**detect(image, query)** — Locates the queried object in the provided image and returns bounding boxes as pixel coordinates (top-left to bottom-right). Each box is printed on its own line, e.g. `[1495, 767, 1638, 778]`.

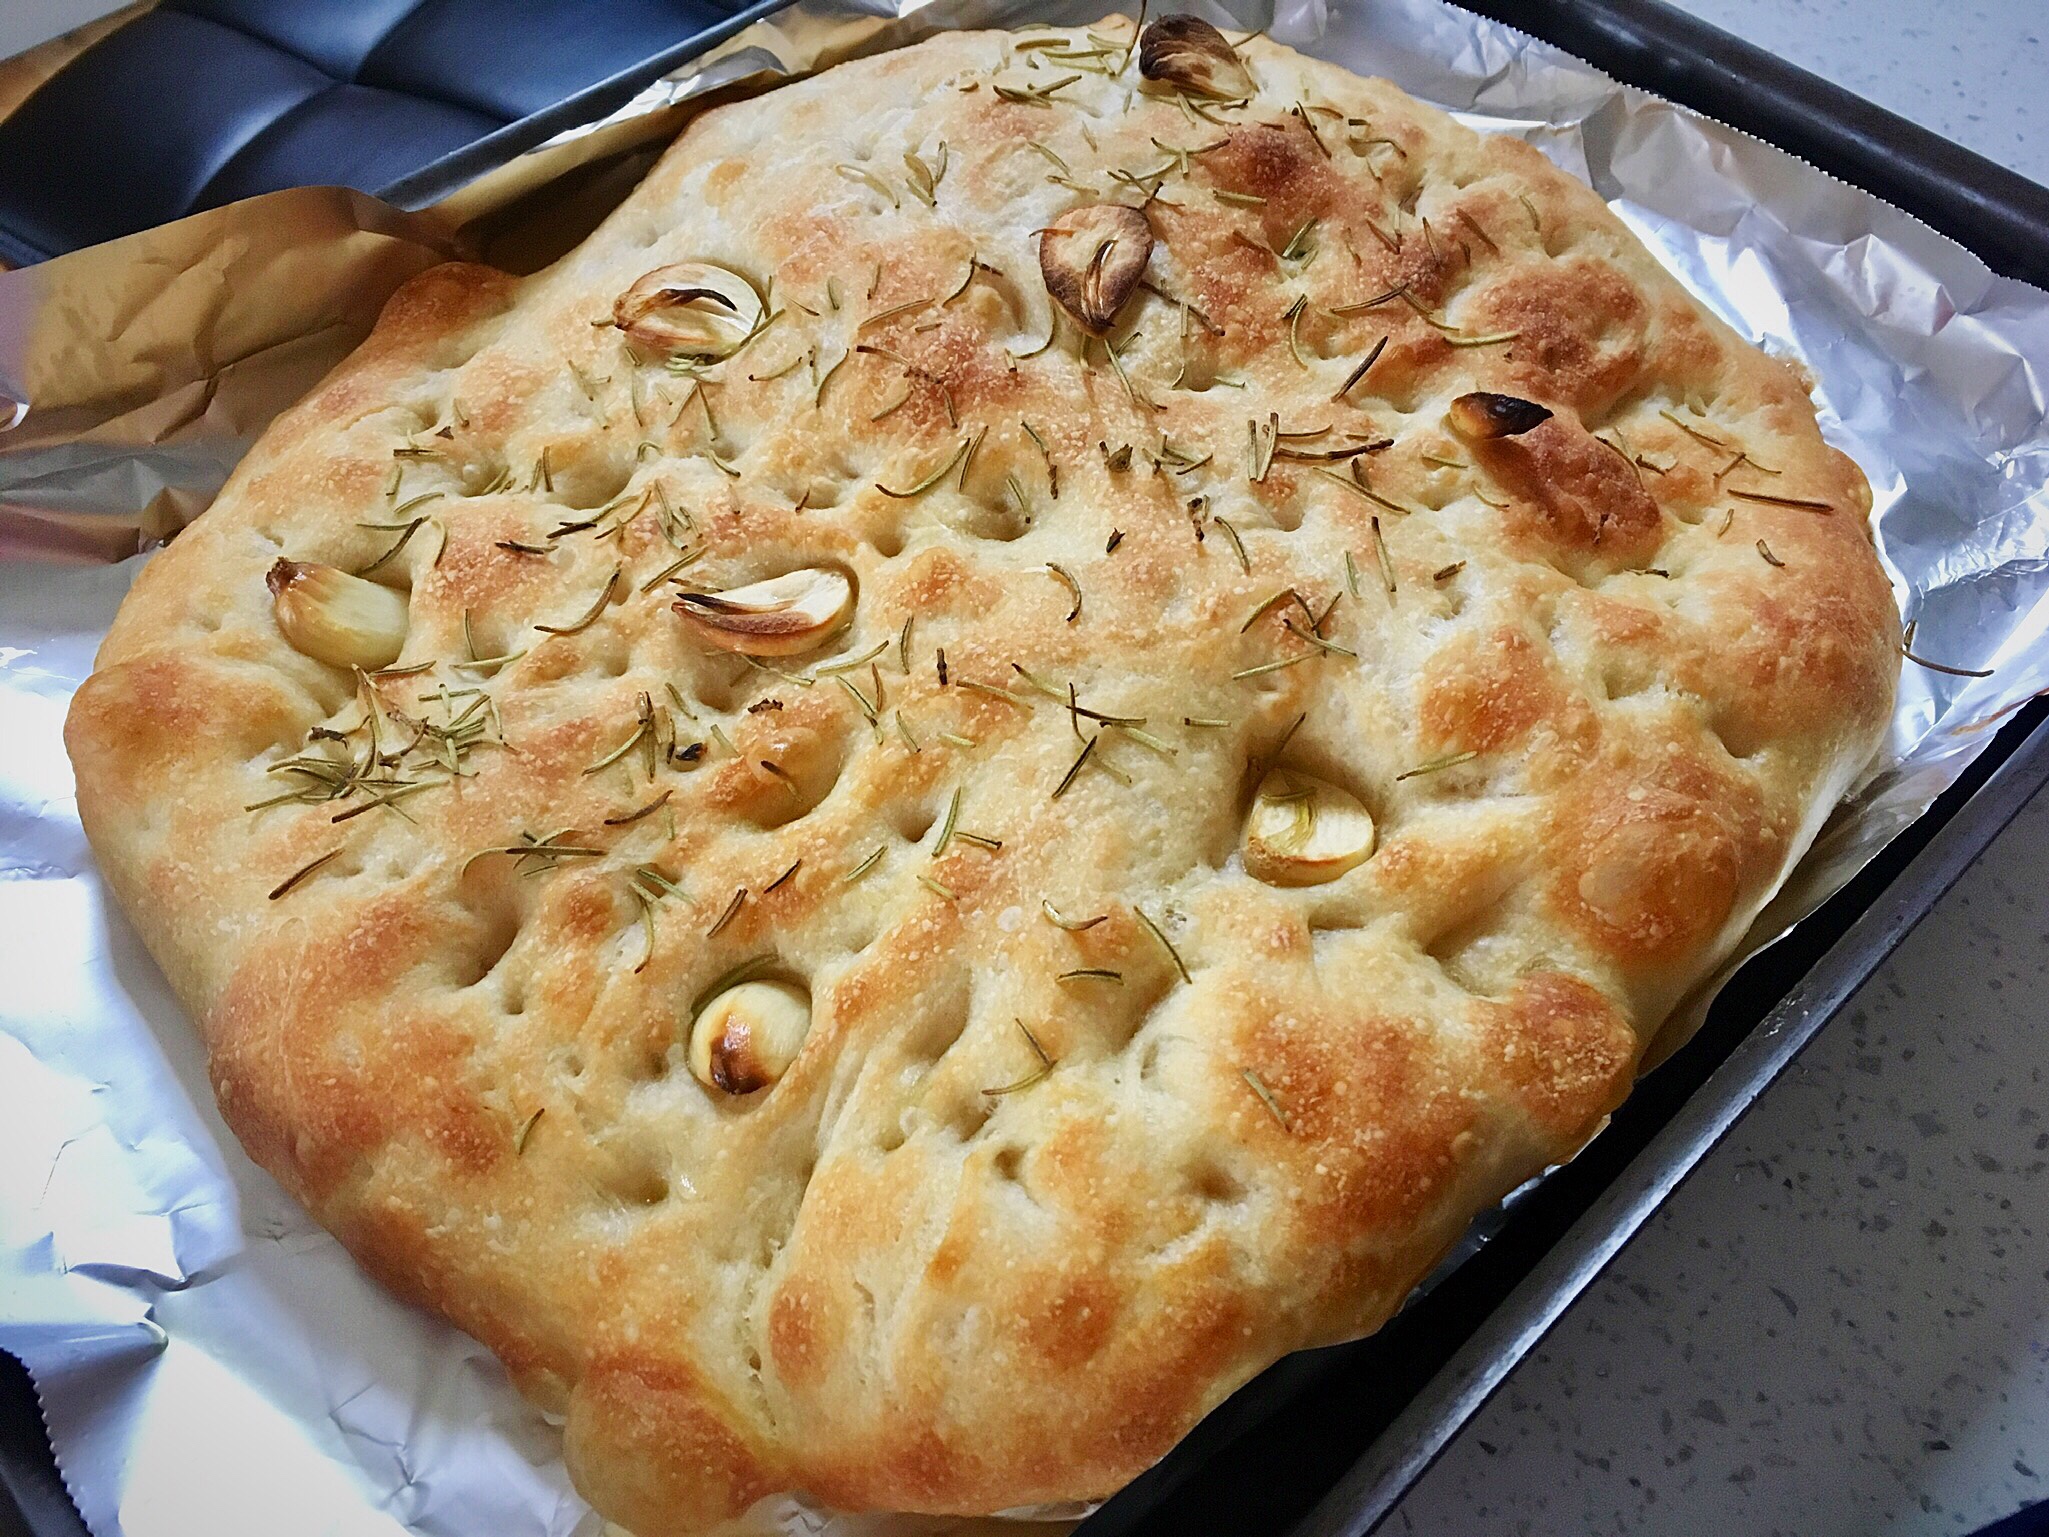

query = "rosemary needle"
[1134, 905, 1192, 983]
[268, 848, 342, 900]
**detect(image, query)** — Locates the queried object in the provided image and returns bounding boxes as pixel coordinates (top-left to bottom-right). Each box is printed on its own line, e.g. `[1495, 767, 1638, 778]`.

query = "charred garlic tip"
[1243, 768, 1376, 887]
[673, 566, 854, 657]
[1447, 391, 1553, 440]
[1138, 15, 1254, 100]
[613, 261, 764, 359]
[266, 558, 408, 670]
[689, 979, 810, 1095]
[1039, 205, 1154, 337]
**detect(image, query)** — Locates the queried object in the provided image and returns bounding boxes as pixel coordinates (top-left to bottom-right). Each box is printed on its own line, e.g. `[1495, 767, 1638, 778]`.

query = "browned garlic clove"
[673, 567, 854, 657]
[1242, 768, 1376, 887]
[1039, 205, 1154, 337]
[1447, 392, 1553, 440]
[689, 979, 810, 1095]
[266, 558, 408, 670]
[613, 261, 764, 359]
[1138, 15, 1255, 100]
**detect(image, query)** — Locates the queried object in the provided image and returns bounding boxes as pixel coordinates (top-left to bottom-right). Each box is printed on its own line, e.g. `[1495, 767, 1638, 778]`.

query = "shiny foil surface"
[3, 2, 2046, 1533]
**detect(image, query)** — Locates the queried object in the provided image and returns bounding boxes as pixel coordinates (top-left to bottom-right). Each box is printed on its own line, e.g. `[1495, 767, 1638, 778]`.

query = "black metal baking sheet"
[7, 0, 2049, 1532]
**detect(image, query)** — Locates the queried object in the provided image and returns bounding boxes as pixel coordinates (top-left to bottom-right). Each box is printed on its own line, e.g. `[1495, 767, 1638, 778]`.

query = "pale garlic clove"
[689, 979, 810, 1095]
[674, 566, 853, 657]
[1242, 768, 1376, 887]
[1447, 391, 1553, 440]
[266, 558, 408, 670]
[1039, 205, 1154, 337]
[613, 261, 764, 359]
[1138, 15, 1254, 100]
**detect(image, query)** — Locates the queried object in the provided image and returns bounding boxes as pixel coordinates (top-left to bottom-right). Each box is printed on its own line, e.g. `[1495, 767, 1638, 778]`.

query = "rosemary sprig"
[356, 517, 428, 575]
[959, 677, 1030, 709]
[1729, 488, 1833, 512]
[1022, 419, 1059, 498]
[835, 162, 898, 207]
[1658, 407, 1729, 448]
[605, 789, 673, 826]
[1397, 749, 1479, 781]
[1134, 905, 1191, 983]
[878, 435, 972, 499]
[983, 1018, 1055, 1096]
[1241, 1067, 1291, 1130]
[268, 848, 342, 900]
[934, 785, 963, 857]
[537, 567, 621, 635]
[1232, 653, 1314, 680]
[1332, 335, 1388, 401]
[1053, 735, 1098, 798]
[1042, 899, 1108, 931]
[707, 887, 746, 938]
[1214, 517, 1251, 574]
[1045, 563, 1083, 621]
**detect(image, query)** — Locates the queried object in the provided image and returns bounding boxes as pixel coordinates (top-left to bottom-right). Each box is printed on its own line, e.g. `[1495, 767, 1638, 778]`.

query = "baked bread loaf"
[66, 16, 1899, 1532]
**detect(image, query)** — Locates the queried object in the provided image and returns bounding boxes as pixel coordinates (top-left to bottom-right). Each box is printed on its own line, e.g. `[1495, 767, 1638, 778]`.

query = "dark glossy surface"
[0, 0, 764, 263]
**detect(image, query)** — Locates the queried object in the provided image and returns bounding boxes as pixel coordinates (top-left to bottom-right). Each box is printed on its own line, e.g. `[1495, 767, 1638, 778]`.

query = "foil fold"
[4, 0, 2048, 1532]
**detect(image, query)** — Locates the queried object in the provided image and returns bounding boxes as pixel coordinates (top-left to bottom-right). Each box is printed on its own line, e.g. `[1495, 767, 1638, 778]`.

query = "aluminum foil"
[4, 0, 2047, 1532]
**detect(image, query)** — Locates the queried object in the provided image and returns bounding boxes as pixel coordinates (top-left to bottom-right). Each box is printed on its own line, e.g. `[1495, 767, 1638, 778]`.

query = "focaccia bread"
[65, 17, 1899, 1532]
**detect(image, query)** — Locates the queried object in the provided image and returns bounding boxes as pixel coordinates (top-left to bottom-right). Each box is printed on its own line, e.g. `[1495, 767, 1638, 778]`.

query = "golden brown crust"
[65, 19, 1897, 1531]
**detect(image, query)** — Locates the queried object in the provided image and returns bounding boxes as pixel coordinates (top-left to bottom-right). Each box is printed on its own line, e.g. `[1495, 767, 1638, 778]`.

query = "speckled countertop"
[1382, 9, 2049, 1531]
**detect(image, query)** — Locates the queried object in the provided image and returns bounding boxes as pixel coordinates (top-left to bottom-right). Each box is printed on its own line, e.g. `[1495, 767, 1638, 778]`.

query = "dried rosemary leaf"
[268, 848, 342, 900]
[1214, 517, 1251, 574]
[1241, 1067, 1291, 1130]
[536, 567, 621, 635]
[933, 785, 963, 857]
[1332, 335, 1388, 401]
[1370, 515, 1396, 595]
[605, 789, 673, 826]
[706, 887, 747, 938]
[1730, 488, 1833, 512]
[1042, 899, 1108, 931]
[879, 434, 973, 499]
[1134, 905, 1192, 983]
[1045, 563, 1083, 622]
[1396, 748, 1478, 781]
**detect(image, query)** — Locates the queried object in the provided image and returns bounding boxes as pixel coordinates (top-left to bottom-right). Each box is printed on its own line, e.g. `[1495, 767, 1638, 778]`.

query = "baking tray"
[5, 0, 2049, 1533]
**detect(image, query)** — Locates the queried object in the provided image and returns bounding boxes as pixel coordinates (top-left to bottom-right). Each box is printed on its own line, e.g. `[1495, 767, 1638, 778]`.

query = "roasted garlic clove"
[613, 261, 764, 359]
[673, 567, 854, 657]
[1039, 205, 1154, 337]
[1138, 15, 1254, 100]
[689, 979, 810, 1095]
[266, 558, 408, 670]
[1447, 392, 1553, 440]
[1242, 768, 1376, 887]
